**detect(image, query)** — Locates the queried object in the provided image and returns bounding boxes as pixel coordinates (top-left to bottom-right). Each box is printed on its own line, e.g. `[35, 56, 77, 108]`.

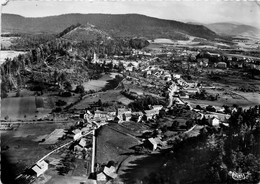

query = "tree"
[75, 84, 84, 94]
[56, 100, 67, 106]
[1, 88, 8, 98]
[15, 89, 21, 97]
[63, 81, 72, 91]
[186, 120, 194, 129]
[118, 62, 125, 72]
[171, 120, 179, 130]
[4, 115, 10, 122]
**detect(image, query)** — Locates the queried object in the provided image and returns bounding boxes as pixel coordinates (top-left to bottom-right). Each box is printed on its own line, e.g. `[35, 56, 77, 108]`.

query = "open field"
[194, 71, 260, 108]
[82, 80, 107, 91]
[1, 93, 81, 120]
[35, 175, 96, 184]
[0, 50, 26, 65]
[185, 97, 256, 109]
[1, 122, 74, 178]
[96, 125, 140, 166]
[1, 96, 37, 120]
[0, 37, 20, 49]
[73, 90, 133, 109]
[81, 73, 112, 91]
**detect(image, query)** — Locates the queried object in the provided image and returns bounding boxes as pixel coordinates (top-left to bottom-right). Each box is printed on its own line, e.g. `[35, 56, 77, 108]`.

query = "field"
[1, 122, 74, 179]
[82, 80, 107, 91]
[81, 73, 113, 91]
[1, 96, 37, 120]
[194, 71, 260, 108]
[0, 50, 26, 65]
[1, 93, 81, 120]
[73, 90, 133, 109]
[0, 37, 21, 49]
[96, 125, 141, 166]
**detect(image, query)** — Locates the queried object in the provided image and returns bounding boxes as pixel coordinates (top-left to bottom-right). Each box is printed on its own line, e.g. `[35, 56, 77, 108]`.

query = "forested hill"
[2, 13, 218, 40]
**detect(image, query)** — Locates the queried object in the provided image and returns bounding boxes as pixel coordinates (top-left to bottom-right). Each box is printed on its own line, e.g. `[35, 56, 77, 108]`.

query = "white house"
[146, 137, 166, 151]
[79, 138, 87, 147]
[152, 105, 163, 111]
[73, 131, 82, 140]
[210, 116, 221, 127]
[97, 172, 107, 181]
[103, 166, 118, 179]
[31, 160, 48, 177]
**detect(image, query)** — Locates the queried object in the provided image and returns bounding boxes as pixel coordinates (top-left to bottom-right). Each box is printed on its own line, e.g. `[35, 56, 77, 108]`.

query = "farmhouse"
[97, 172, 107, 181]
[152, 105, 163, 111]
[144, 137, 165, 151]
[145, 108, 161, 120]
[209, 116, 221, 127]
[31, 160, 48, 177]
[103, 166, 118, 179]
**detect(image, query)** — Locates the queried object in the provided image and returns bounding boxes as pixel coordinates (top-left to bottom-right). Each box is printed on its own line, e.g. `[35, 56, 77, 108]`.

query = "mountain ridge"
[2, 13, 218, 40]
[205, 22, 260, 39]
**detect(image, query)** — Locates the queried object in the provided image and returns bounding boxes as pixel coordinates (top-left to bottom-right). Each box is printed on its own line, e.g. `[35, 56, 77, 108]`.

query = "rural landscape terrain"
[1, 11, 260, 184]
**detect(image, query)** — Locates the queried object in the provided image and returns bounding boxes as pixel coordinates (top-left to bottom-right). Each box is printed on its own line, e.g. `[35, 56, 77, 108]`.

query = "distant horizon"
[1, 1, 260, 29]
[2, 12, 260, 30]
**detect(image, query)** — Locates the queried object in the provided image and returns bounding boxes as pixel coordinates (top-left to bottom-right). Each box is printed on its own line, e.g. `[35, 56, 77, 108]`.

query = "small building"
[74, 145, 84, 152]
[103, 166, 118, 179]
[172, 74, 181, 79]
[145, 109, 160, 120]
[31, 160, 48, 177]
[209, 116, 221, 127]
[97, 172, 107, 181]
[73, 131, 82, 140]
[122, 112, 132, 122]
[152, 105, 163, 111]
[144, 137, 165, 151]
[79, 138, 87, 147]
[215, 62, 227, 69]
[94, 110, 109, 119]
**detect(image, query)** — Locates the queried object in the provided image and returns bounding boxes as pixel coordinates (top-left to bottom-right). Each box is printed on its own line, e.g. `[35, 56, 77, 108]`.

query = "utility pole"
[91, 129, 96, 173]
[89, 128, 97, 180]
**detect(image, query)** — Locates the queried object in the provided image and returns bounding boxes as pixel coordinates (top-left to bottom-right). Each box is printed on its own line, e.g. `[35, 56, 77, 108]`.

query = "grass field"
[96, 125, 140, 166]
[1, 122, 74, 178]
[73, 90, 133, 109]
[81, 74, 112, 91]
[1, 96, 37, 120]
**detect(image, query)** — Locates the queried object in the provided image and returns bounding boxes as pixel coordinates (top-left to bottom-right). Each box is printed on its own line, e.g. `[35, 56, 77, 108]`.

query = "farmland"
[1, 96, 37, 120]
[73, 90, 133, 110]
[1, 122, 74, 177]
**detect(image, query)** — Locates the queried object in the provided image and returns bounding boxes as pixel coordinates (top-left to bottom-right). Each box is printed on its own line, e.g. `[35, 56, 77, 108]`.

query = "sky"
[1, 0, 260, 28]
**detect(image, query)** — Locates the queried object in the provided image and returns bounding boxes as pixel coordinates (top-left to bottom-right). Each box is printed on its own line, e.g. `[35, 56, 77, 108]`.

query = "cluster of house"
[196, 112, 230, 127]
[170, 76, 200, 98]
[194, 51, 260, 70]
[165, 74, 231, 128]
[81, 105, 164, 125]
[73, 137, 92, 159]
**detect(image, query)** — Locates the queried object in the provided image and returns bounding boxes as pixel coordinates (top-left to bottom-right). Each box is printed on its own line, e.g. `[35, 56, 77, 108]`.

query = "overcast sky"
[2, 0, 260, 28]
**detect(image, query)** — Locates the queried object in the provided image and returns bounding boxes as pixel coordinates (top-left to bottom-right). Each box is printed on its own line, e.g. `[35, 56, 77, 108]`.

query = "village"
[3, 43, 259, 184]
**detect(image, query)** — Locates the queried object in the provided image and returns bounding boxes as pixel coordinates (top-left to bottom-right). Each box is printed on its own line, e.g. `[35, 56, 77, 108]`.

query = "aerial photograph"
[0, 1, 260, 184]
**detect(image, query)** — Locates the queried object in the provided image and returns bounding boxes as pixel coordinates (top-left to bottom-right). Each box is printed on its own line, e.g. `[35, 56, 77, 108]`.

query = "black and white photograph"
[1, 0, 260, 183]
